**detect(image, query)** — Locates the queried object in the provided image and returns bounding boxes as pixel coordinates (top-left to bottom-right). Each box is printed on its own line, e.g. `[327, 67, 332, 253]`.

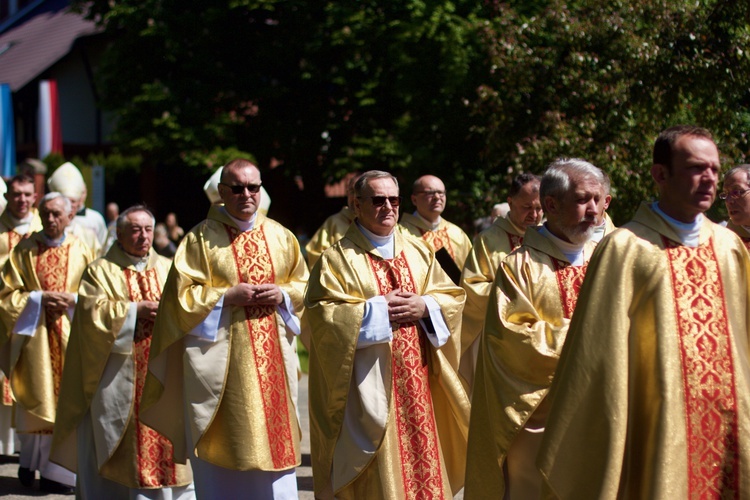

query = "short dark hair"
[353, 170, 399, 197]
[509, 172, 540, 198]
[7, 173, 35, 190]
[653, 125, 714, 171]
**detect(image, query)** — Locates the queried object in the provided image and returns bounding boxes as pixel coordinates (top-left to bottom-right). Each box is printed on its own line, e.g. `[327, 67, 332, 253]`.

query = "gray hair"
[353, 170, 399, 197]
[724, 164, 750, 185]
[117, 205, 156, 231]
[40, 192, 72, 214]
[541, 158, 605, 201]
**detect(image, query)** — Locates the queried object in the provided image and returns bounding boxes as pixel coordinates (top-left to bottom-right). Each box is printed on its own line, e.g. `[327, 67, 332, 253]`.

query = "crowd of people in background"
[0, 124, 747, 499]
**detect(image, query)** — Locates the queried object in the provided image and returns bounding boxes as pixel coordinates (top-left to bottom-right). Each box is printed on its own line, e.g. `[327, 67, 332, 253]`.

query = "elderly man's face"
[354, 177, 400, 237]
[118, 211, 154, 257]
[5, 181, 36, 219]
[546, 173, 601, 244]
[218, 164, 262, 221]
[508, 181, 543, 230]
[723, 171, 750, 227]
[411, 176, 446, 222]
[40, 197, 72, 240]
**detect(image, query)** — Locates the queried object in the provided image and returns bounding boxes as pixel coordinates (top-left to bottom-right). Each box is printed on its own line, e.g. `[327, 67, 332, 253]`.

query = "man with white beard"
[464, 158, 605, 499]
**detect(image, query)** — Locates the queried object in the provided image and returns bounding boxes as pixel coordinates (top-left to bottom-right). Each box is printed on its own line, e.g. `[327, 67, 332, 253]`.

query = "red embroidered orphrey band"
[550, 258, 588, 319]
[125, 267, 177, 487]
[369, 252, 445, 499]
[420, 226, 455, 260]
[664, 237, 739, 498]
[227, 225, 296, 469]
[506, 233, 523, 253]
[36, 243, 69, 399]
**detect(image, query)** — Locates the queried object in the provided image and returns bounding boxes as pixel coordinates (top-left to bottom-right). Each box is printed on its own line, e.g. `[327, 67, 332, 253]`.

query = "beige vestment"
[399, 212, 472, 269]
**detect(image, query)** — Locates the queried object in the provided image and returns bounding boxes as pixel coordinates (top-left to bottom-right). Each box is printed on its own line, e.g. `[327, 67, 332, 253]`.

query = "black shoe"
[39, 476, 74, 494]
[17, 466, 34, 487]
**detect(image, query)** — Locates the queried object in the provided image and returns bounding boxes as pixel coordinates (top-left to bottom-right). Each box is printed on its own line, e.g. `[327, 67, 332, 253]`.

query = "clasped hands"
[224, 283, 284, 307]
[42, 291, 75, 313]
[385, 288, 427, 324]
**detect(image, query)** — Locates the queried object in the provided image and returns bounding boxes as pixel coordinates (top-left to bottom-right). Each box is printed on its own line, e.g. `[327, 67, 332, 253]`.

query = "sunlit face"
[411, 176, 446, 221]
[218, 164, 262, 221]
[653, 135, 719, 223]
[40, 197, 72, 240]
[723, 170, 750, 227]
[546, 173, 601, 244]
[354, 177, 400, 237]
[5, 180, 36, 219]
[118, 211, 154, 257]
[595, 189, 612, 226]
[507, 180, 542, 229]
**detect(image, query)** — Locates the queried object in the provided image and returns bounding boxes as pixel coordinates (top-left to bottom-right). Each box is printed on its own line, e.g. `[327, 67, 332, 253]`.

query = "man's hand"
[385, 289, 427, 323]
[42, 291, 75, 312]
[225, 283, 283, 307]
[136, 301, 159, 320]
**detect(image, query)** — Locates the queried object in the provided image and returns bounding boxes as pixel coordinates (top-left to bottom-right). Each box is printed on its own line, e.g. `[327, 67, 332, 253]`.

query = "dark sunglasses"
[220, 182, 262, 194]
[359, 196, 401, 207]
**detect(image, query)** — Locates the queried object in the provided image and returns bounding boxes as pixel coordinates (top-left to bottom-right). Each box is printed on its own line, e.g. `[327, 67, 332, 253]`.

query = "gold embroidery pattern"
[550, 258, 588, 319]
[369, 252, 444, 499]
[125, 268, 177, 487]
[506, 233, 523, 252]
[7, 230, 21, 251]
[664, 238, 739, 499]
[1, 377, 11, 406]
[36, 243, 69, 399]
[226, 225, 296, 469]
[420, 227, 455, 260]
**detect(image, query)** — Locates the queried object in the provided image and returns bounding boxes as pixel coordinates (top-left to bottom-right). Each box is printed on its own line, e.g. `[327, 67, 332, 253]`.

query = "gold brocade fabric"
[0, 232, 94, 431]
[399, 213, 473, 269]
[50, 245, 191, 488]
[141, 207, 307, 471]
[727, 220, 750, 251]
[538, 203, 750, 499]
[305, 224, 469, 499]
[464, 228, 594, 498]
[305, 206, 355, 269]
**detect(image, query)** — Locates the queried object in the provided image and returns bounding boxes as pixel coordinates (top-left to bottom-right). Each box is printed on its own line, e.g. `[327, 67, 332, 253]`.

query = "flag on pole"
[0, 84, 15, 177]
[38, 79, 63, 159]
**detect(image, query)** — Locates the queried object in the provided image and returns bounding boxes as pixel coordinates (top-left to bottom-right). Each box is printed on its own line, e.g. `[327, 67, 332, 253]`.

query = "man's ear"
[651, 163, 669, 185]
[542, 195, 558, 216]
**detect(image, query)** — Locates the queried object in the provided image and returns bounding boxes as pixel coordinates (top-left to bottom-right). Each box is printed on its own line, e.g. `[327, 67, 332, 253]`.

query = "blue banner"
[0, 84, 15, 177]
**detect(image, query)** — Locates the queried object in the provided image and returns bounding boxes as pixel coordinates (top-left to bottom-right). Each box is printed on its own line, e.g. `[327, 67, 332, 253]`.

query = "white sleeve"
[14, 290, 43, 336]
[419, 295, 450, 348]
[111, 303, 137, 355]
[276, 290, 301, 336]
[358, 296, 393, 348]
[187, 295, 225, 342]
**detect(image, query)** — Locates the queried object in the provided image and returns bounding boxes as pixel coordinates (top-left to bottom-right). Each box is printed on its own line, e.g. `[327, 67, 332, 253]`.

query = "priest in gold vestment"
[0, 174, 41, 457]
[458, 172, 542, 391]
[721, 163, 750, 250]
[399, 174, 472, 280]
[0, 192, 96, 493]
[305, 170, 470, 499]
[50, 206, 194, 498]
[464, 159, 605, 499]
[142, 159, 307, 499]
[539, 126, 750, 498]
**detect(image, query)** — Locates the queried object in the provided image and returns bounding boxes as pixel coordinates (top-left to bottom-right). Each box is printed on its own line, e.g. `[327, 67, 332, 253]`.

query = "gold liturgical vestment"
[0, 232, 95, 432]
[464, 227, 595, 498]
[305, 224, 470, 499]
[141, 207, 307, 472]
[305, 206, 355, 268]
[539, 203, 750, 499]
[399, 212, 472, 269]
[727, 220, 750, 251]
[458, 215, 526, 390]
[50, 244, 192, 489]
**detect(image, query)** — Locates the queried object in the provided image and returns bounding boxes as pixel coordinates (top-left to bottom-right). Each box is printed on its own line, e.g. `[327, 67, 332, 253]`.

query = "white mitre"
[48, 161, 85, 199]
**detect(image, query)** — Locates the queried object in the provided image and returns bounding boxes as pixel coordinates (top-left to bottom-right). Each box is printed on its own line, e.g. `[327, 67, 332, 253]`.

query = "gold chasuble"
[50, 244, 192, 489]
[0, 209, 42, 413]
[305, 224, 469, 499]
[727, 220, 750, 251]
[141, 207, 307, 472]
[464, 227, 595, 498]
[399, 212, 473, 269]
[0, 232, 94, 432]
[538, 203, 750, 499]
[458, 215, 526, 390]
[305, 206, 355, 268]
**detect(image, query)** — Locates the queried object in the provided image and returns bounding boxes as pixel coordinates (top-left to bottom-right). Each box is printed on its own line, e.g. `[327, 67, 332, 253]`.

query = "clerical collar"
[42, 232, 66, 247]
[120, 244, 150, 271]
[540, 224, 586, 266]
[7, 212, 33, 235]
[356, 222, 395, 260]
[413, 211, 441, 231]
[590, 219, 607, 243]
[220, 207, 256, 232]
[651, 202, 702, 247]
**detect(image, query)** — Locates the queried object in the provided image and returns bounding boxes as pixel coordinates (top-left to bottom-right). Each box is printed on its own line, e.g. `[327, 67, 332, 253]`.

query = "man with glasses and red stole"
[721, 164, 750, 249]
[305, 170, 469, 499]
[141, 159, 308, 499]
[399, 175, 472, 283]
[538, 126, 750, 498]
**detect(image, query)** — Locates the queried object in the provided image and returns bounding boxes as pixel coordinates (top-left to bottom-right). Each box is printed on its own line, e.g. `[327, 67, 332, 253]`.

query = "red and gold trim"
[664, 237, 739, 498]
[369, 252, 445, 499]
[36, 243, 69, 399]
[506, 233, 523, 252]
[419, 227, 455, 260]
[550, 258, 587, 319]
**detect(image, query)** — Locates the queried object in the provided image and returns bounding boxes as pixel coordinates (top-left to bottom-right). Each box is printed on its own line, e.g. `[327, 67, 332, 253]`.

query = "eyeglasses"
[415, 190, 446, 198]
[359, 196, 401, 207]
[719, 188, 750, 200]
[220, 182, 262, 195]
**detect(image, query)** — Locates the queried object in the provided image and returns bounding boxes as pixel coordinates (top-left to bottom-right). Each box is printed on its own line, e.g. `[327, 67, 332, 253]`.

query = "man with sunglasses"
[141, 158, 308, 499]
[538, 126, 750, 498]
[305, 170, 469, 499]
[721, 164, 750, 249]
[399, 175, 472, 283]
